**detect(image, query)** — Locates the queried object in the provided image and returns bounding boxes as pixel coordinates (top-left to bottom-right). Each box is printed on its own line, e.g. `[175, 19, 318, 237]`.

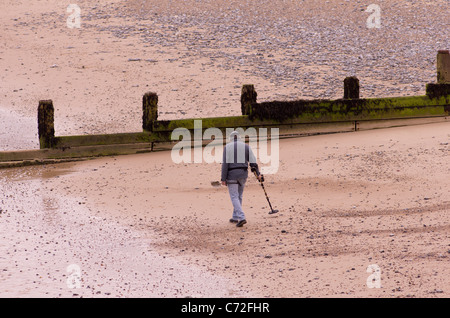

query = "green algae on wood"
[426, 83, 450, 100]
[54, 132, 155, 148]
[248, 95, 450, 122]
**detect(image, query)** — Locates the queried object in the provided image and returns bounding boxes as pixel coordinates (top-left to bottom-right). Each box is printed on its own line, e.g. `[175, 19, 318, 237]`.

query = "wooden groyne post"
[343, 76, 360, 99]
[437, 50, 450, 84]
[38, 100, 55, 149]
[142, 92, 158, 132]
[426, 50, 450, 99]
[241, 84, 257, 115]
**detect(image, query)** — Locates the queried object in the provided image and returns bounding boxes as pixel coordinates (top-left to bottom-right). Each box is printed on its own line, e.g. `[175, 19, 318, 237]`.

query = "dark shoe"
[236, 219, 247, 227]
[229, 218, 238, 223]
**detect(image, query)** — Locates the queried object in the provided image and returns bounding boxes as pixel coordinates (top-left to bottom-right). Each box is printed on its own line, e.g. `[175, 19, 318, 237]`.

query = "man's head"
[229, 130, 240, 142]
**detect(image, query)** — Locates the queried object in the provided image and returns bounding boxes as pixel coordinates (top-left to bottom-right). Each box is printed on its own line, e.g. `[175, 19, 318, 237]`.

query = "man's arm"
[221, 146, 228, 184]
[247, 144, 261, 180]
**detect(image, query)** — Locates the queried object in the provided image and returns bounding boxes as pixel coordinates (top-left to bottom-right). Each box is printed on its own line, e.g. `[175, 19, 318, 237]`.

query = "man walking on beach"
[221, 131, 261, 227]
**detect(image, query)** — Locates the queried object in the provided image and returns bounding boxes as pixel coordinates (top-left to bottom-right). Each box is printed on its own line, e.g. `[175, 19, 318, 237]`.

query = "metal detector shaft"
[260, 182, 275, 210]
[253, 171, 279, 214]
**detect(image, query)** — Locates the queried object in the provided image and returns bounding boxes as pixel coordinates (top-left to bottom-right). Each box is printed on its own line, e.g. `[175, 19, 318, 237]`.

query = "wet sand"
[0, 108, 39, 151]
[1, 122, 449, 297]
[0, 163, 249, 298]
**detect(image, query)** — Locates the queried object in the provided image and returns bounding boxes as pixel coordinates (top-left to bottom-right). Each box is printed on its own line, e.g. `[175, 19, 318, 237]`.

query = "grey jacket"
[221, 140, 260, 182]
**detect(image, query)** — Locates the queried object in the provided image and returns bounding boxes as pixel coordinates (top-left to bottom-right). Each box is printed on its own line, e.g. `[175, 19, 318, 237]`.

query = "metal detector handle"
[253, 169, 264, 182]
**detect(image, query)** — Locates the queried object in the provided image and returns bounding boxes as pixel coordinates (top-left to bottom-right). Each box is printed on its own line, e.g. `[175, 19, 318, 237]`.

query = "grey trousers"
[227, 178, 247, 221]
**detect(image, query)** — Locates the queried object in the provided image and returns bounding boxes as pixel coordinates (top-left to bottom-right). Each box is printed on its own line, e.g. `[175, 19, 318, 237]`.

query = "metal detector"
[253, 170, 279, 215]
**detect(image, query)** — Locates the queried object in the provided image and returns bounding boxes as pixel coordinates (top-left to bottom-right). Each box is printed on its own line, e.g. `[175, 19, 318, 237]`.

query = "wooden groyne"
[1, 51, 449, 168]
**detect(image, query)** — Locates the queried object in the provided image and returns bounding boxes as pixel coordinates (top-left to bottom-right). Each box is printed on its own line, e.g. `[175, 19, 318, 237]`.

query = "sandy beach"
[1, 0, 449, 298]
[1, 122, 449, 297]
